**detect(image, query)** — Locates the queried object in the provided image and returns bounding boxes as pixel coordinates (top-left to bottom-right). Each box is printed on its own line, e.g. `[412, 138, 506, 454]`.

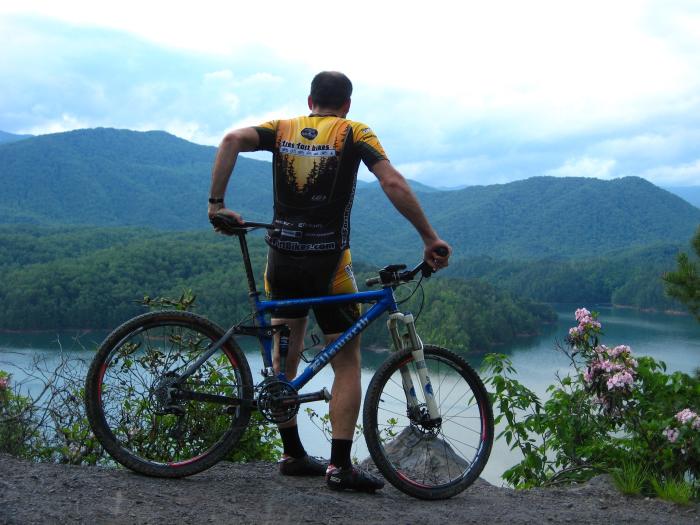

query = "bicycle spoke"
[364, 346, 493, 499]
[87, 312, 253, 476]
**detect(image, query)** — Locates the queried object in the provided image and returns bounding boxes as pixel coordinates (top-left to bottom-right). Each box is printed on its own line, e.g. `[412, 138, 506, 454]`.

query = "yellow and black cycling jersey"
[254, 115, 388, 254]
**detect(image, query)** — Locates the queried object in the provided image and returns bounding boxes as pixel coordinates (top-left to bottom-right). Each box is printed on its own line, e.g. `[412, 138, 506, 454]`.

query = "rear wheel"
[85, 311, 253, 477]
[363, 345, 493, 499]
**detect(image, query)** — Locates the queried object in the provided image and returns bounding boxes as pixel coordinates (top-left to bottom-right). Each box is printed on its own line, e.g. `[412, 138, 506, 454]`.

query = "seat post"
[236, 232, 259, 296]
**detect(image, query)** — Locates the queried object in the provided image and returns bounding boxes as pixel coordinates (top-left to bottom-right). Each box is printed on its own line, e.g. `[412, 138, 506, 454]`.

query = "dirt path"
[1, 454, 697, 524]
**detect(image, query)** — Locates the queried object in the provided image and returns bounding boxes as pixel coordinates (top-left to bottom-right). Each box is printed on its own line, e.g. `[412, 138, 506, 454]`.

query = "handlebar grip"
[434, 246, 449, 257]
[365, 276, 381, 287]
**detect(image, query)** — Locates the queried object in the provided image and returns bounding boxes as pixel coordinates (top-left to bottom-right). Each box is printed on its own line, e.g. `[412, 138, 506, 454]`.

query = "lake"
[1, 304, 698, 486]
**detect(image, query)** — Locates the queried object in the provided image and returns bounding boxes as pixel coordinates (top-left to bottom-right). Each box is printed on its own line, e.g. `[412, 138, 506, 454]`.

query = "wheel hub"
[151, 373, 185, 416]
[408, 404, 442, 436]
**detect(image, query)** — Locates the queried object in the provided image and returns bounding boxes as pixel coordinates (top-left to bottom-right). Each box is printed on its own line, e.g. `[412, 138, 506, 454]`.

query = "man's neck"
[309, 106, 346, 118]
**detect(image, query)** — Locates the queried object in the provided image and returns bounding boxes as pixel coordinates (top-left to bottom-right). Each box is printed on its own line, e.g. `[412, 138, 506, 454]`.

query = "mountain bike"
[84, 216, 493, 500]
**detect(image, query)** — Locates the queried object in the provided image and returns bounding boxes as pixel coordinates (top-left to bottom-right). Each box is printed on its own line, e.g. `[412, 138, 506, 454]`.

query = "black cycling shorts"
[263, 248, 361, 334]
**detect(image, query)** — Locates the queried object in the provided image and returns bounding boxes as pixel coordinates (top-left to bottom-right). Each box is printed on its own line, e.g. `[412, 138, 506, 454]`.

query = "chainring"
[257, 378, 299, 424]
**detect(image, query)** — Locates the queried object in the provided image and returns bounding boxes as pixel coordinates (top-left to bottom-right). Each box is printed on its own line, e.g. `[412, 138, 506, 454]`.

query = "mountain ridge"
[0, 130, 33, 145]
[1, 127, 698, 260]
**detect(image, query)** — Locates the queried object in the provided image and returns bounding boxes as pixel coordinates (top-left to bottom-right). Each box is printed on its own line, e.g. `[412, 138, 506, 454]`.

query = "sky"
[1, 0, 699, 187]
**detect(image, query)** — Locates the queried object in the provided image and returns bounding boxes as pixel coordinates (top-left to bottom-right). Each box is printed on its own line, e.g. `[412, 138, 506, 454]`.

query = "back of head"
[310, 71, 353, 109]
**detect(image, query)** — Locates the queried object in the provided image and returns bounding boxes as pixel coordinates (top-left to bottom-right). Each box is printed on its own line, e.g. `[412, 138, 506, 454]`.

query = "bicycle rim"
[363, 345, 493, 499]
[86, 311, 252, 477]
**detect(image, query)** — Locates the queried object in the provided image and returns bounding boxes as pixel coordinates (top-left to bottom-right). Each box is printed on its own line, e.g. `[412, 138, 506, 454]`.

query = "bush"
[483, 307, 700, 500]
[0, 291, 280, 466]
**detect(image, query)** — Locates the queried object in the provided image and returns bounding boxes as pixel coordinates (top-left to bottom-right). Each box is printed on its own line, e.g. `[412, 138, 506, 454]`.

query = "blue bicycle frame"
[255, 287, 399, 389]
[177, 224, 402, 393]
[175, 218, 442, 423]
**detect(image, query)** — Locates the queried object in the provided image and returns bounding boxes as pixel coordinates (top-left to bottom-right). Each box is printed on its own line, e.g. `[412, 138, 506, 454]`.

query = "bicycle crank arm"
[277, 387, 332, 406]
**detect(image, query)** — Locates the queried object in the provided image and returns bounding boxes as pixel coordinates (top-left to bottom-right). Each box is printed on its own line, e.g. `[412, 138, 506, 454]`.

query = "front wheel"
[363, 345, 493, 499]
[85, 311, 253, 477]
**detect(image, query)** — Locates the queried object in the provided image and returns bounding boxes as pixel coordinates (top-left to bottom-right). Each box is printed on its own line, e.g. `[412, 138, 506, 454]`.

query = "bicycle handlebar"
[210, 213, 273, 234]
[211, 212, 447, 288]
[365, 246, 449, 288]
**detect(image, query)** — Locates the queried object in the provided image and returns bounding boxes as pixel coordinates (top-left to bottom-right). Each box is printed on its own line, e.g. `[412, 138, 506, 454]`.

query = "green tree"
[664, 226, 700, 321]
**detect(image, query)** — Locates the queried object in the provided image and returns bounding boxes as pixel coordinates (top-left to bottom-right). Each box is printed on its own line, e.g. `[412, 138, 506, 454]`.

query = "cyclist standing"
[208, 71, 451, 493]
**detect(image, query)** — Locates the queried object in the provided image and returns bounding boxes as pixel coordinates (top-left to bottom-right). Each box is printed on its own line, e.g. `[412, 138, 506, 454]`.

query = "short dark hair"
[310, 71, 353, 109]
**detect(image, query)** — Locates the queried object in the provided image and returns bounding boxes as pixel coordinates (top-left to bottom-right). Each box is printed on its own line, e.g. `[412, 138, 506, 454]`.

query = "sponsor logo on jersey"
[301, 127, 318, 140]
[280, 140, 336, 157]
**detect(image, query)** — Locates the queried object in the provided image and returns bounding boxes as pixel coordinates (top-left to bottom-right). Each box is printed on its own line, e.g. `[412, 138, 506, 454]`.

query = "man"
[208, 71, 451, 493]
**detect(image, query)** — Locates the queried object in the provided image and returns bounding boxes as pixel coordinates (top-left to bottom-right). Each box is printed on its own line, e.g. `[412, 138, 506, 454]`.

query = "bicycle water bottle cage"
[379, 264, 407, 284]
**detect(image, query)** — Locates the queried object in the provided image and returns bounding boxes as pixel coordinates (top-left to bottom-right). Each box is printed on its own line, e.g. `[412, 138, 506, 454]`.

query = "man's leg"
[327, 333, 361, 441]
[272, 316, 307, 452]
[325, 333, 384, 492]
[273, 317, 327, 476]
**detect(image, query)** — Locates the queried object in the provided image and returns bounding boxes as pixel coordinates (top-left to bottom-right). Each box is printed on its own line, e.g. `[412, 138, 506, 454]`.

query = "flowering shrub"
[661, 409, 700, 476]
[568, 307, 601, 342]
[484, 307, 700, 494]
[582, 343, 638, 416]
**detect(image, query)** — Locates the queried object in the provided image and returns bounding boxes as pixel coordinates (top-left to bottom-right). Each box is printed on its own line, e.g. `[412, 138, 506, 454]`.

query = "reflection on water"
[1, 305, 698, 486]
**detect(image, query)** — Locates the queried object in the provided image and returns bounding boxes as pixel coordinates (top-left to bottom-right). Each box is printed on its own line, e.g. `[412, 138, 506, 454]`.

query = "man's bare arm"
[208, 127, 260, 223]
[370, 159, 451, 269]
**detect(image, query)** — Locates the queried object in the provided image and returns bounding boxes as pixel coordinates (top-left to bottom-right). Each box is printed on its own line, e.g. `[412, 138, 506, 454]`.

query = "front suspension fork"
[387, 312, 440, 422]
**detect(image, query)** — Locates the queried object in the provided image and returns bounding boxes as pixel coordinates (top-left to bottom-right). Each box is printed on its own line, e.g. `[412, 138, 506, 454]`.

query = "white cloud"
[18, 113, 89, 135]
[2, 2, 700, 187]
[203, 70, 235, 83]
[546, 157, 618, 179]
[238, 73, 284, 86]
[228, 107, 296, 131]
[394, 157, 507, 187]
[591, 128, 700, 162]
[3, 2, 698, 135]
[641, 159, 700, 186]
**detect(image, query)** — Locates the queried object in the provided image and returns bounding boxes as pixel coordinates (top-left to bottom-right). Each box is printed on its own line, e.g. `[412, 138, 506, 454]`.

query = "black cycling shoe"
[325, 464, 385, 493]
[278, 454, 328, 476]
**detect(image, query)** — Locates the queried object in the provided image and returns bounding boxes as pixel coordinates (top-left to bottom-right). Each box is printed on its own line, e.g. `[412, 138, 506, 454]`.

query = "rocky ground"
[1, 454, 698, 524]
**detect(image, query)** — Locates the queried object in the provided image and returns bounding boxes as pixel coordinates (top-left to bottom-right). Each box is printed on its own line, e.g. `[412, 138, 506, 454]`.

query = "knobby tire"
[363, 345, 494, 500]
[85, 311, 253, 478]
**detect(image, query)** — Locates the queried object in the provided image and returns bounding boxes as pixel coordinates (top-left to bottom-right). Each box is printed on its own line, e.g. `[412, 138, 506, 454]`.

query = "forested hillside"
[353, 176, 700, 261]
[445, 243, 687, 311]
[2, 128, 699, 261]
[1, 128, 695, 324]
[0, 227, 555, 352]
[0, 128, 272, 227]
[0, 130, 32, 144]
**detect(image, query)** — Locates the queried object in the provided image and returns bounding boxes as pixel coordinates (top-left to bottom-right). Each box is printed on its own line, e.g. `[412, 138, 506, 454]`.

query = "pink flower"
[569, 326, 581, 337]
[575, 308, 591, 322]
[675, 408, 698, 425]
[663, 427, 680, 443]
[606, 371, 634, 390]
[0, 377, 8, 391]
[610, 345, 631, 358]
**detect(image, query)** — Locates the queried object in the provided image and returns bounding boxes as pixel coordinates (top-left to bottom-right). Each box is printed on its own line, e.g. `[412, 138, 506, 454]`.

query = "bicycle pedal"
[321, 387, 332, 402]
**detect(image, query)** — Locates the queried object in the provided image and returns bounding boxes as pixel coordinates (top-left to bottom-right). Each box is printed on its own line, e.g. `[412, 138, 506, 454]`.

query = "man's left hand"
[424, 239, 451, 271]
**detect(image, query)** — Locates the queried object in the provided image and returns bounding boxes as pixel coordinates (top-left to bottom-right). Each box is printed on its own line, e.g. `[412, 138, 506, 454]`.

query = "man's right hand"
[208, 206, 244, 233]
